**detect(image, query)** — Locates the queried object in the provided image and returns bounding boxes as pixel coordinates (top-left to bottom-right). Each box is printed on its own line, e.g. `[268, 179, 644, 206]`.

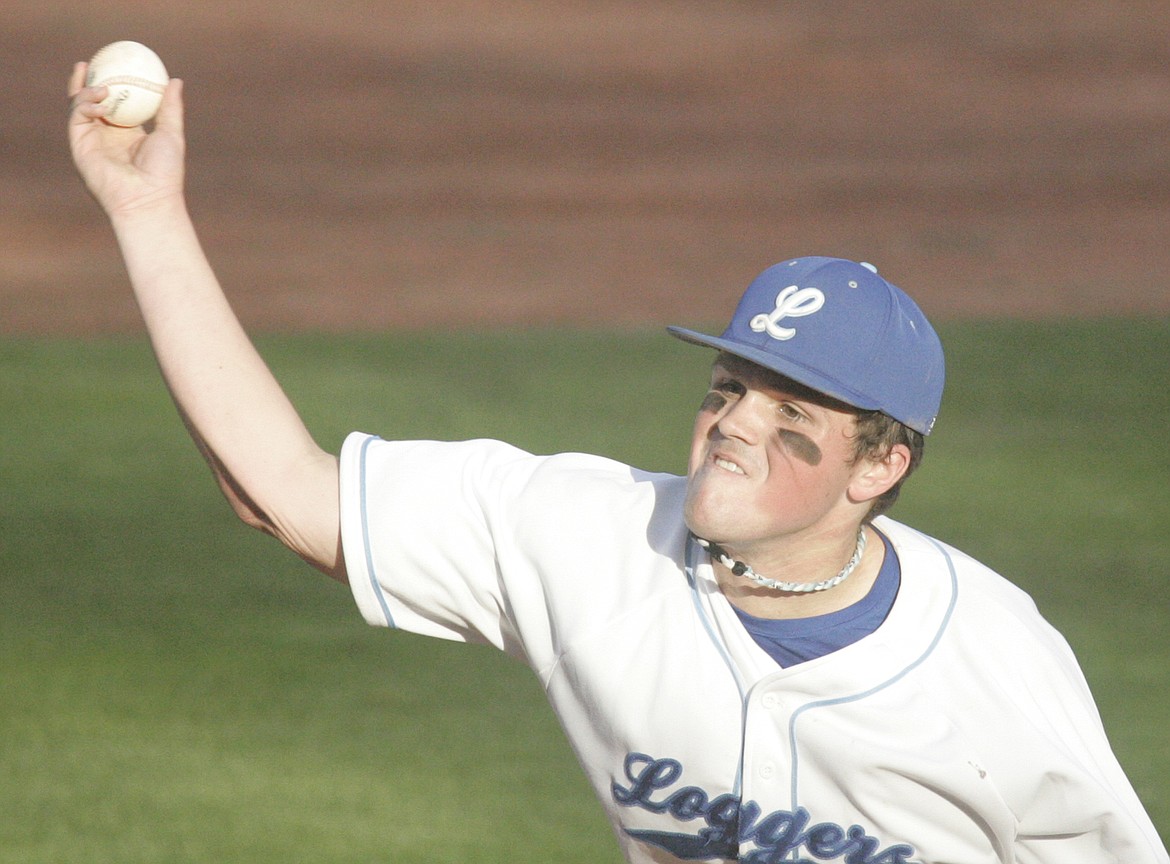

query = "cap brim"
[666, 325, 884, 413]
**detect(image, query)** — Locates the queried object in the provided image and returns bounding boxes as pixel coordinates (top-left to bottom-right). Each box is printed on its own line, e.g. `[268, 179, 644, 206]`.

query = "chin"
[683, 497, 734, 543]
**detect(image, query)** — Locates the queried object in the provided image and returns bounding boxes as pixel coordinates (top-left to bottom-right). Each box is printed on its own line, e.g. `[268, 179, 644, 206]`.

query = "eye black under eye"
[699, 391, 727, 413]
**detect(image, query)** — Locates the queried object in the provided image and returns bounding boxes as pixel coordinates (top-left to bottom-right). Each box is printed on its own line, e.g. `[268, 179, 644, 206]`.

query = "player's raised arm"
[67, 60, 345, 583]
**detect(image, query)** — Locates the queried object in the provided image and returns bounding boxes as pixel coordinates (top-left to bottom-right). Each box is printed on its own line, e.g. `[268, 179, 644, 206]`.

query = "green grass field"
[2, 319, 1167, 861]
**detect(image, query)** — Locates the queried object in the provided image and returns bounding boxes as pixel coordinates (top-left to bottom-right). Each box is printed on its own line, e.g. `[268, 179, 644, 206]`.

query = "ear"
[847, 443, 911, 505]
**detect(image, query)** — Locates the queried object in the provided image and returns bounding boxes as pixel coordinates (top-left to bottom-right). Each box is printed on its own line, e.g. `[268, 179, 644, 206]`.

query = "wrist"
[107, 189, 188, 229]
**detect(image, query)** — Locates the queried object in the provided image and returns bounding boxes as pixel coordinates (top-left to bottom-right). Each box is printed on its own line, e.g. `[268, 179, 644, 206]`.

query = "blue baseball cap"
[667, 257, 944, 435]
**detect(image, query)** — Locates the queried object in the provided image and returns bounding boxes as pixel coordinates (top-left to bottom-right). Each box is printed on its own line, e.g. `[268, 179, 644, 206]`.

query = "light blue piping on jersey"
[786, 531, 960, 811]
[684, 536, 752, 701]
[685, 530, 961, 812]
[684, 535, 750, 798]
[358, 435, 397, 628]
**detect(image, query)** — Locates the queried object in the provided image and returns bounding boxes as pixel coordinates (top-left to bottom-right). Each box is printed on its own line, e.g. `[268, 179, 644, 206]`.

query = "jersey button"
[758, 762, 776, 780]
[761, 692, 780, 710]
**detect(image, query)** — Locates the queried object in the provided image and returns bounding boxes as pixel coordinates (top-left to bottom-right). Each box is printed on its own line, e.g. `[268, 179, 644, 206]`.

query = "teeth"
[715, 457, 744, 475]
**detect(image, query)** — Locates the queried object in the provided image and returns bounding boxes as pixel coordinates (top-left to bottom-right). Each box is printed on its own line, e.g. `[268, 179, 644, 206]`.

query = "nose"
[712, 391, 765, 445]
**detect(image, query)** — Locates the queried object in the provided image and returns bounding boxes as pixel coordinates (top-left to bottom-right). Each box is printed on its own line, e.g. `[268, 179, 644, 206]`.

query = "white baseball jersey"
[339, 432, 1168, 864]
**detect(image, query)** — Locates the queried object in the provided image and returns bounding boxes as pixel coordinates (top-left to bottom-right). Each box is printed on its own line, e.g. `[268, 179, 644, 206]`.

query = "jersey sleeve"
[337, 431, 681, 672]
[338, 432, 538, 655]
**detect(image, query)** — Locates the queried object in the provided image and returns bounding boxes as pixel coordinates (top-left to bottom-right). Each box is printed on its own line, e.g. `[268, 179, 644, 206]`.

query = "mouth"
[713, 455, 746, 475]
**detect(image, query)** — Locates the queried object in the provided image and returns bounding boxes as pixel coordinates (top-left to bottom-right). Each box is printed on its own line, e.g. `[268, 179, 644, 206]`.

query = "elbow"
[213, 454, 347, 583]
[216, 472, 279, 534]
[231, 495, 276, 534]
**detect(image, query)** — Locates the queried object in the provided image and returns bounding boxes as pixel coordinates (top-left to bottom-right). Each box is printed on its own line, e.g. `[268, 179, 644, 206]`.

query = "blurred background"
[2, 2, 1168, 861]
[4, 0, 1169, 334]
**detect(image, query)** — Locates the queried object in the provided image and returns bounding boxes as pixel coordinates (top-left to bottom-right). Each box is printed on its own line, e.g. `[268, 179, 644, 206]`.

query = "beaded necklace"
[694, 527, 867, 593]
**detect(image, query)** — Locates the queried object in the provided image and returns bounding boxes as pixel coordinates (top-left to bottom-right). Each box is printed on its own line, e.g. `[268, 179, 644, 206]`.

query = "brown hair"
[850, 410, 925, 520]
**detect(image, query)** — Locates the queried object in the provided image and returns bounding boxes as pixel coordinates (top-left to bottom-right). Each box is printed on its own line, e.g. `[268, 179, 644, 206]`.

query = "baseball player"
[69, 67, 1167, 863]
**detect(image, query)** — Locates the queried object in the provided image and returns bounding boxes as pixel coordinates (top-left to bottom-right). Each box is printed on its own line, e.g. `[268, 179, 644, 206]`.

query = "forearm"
[69, 66, 343, 580]
[110, 198, 343, 578]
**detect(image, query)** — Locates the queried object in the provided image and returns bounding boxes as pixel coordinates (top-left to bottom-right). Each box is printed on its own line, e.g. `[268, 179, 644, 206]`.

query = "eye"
[778, 402, 805, 422]
[714, 378, 745, 396]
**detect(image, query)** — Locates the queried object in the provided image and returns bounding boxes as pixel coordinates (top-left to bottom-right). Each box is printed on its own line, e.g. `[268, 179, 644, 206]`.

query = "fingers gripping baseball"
[68, 60, 186, 216]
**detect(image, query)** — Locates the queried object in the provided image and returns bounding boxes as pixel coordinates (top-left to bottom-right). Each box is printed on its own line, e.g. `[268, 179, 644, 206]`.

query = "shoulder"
[877, 517, 1089, 695]
[512, 449, 689, 559]
[342, 431, 687, 533]
[878, 516, 1047, 620]
[343, 431, 677, 481]
[877, 517, 1081, 671]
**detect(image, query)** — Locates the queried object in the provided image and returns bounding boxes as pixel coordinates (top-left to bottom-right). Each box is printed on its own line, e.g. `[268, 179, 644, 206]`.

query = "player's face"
[684, 354, 870, 561]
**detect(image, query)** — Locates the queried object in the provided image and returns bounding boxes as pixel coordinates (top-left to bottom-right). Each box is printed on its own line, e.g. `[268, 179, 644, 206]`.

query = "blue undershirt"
[732, 530, 900, 667]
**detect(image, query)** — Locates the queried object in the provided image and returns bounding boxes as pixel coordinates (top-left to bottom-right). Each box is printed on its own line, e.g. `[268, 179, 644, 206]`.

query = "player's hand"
[67, 61, 186, 217]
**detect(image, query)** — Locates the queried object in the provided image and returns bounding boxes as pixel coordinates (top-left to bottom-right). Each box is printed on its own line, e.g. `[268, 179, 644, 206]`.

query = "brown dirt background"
[3, 0, 1169, 335]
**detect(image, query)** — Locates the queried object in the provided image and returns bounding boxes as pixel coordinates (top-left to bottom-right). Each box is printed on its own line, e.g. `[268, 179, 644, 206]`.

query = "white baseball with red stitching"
[86, 41, 168, 128]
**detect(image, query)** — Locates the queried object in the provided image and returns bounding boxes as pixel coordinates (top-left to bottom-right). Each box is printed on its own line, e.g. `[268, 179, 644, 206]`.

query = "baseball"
[85, 41, 169, 127]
